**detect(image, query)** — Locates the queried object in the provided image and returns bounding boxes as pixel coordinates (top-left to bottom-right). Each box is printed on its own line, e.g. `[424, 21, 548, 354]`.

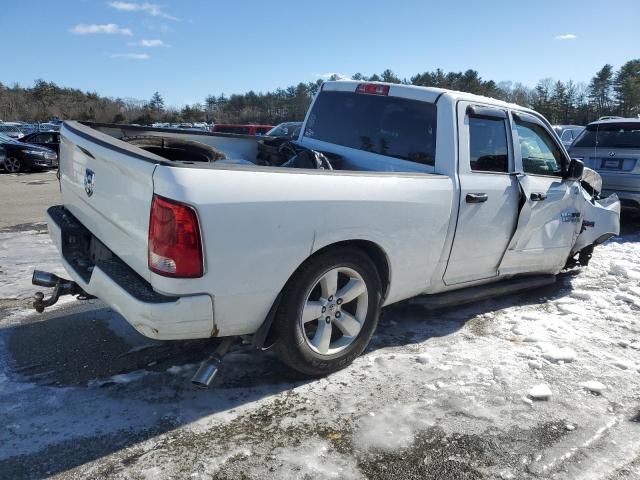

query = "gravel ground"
[0, 173, 639, 479]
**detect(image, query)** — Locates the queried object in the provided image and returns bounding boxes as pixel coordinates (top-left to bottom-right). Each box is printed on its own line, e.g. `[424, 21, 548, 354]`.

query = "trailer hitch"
[31, 270, 95, 313]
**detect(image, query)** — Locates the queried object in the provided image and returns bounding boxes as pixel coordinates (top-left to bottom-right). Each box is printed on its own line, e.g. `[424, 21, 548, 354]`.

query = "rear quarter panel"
[152, 166, 454, 336]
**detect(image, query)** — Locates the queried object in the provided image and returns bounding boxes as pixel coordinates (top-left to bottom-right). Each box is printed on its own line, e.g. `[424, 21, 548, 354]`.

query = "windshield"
[0, 133, 20, 144]
[267, 123, 302, 138]
[573, 123, 640, 149]
[304, 91, 437, 165]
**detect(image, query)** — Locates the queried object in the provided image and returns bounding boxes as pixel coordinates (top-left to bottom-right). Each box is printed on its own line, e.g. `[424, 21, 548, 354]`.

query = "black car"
[256, 122, 303, 165]
[0, 133, 58, 173]
[20, 130, 61, 156]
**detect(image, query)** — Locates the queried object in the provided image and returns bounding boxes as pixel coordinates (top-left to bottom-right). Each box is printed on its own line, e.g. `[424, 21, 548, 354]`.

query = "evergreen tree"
[149, 91, 165, 113]
[588, 65, 614, 117]
[614, 59, 640, 117]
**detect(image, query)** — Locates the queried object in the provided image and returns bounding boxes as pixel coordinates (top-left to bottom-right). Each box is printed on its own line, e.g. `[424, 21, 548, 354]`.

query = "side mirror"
[566, 158, 584, 181]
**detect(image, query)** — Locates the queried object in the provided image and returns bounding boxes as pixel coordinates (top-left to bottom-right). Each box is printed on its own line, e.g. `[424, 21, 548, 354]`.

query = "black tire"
[273, 247, 382, 376]
[4, 157, 22, 173]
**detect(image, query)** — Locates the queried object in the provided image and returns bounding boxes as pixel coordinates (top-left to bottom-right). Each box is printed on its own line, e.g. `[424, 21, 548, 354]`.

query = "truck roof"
[324, 80, 536, 114]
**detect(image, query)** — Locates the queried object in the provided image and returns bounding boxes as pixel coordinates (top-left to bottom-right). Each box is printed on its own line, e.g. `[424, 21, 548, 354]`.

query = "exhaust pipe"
[32, 270, 62, 288]
[191, 358, 223, 389]
[192, 337, 234, 389]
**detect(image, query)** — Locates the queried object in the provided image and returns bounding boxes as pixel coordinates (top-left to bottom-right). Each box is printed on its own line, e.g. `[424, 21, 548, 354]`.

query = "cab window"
[515, 119, 564, 177]
[469, 116, 508, 173]
[304, 91, 437, 166]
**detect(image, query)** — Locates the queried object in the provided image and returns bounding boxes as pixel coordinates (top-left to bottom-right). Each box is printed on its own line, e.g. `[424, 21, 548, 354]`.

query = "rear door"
[499, 112, 582, 275]
[444, 103, 519, 285]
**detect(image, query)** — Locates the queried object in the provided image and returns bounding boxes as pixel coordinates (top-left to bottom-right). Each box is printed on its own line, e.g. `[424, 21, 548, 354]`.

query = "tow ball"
[31, 270, 94, 313]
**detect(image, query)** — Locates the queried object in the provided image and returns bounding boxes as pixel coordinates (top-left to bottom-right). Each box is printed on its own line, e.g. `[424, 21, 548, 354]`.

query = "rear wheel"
[273, 247, 382, 376]
[4, 157, 22, 173]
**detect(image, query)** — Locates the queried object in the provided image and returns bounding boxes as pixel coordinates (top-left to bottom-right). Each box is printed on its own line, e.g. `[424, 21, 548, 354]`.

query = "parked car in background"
[38, 122, 61, 132]
[15, 122, 37, 135]
[553, 125, 584, 149]
[570, 118, 640, 209]
[0, 133, 57, 173]
[20, 131, 61, 157]
[0, 123, 25, 139]
[257, 122, 303, 165]
[212, 124, 274, 135]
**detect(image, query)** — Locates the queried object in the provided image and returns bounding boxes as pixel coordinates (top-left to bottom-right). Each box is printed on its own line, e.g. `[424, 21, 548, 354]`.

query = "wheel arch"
[311, 240, 391, 300]
[252, 238, 391, 349]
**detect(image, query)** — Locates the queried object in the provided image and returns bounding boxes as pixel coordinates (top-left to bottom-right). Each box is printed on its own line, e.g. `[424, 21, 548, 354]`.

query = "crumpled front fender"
[572, 193, 621, 254]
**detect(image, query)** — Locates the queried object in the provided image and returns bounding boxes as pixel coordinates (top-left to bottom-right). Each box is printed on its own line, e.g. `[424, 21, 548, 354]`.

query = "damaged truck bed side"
[33, 81, 620, 380]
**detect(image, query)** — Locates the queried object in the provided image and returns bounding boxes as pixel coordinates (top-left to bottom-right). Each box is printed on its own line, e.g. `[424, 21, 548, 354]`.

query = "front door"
[444, 103, 519, 285]
[499, 112, 582, 275]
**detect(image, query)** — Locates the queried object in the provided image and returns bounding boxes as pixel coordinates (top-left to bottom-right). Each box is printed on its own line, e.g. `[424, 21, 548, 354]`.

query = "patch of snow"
[580, 381, 607, 394]
[612, 359, 634, 370]
[540, 346, 577, 364]
[353, 404, 434, 452]
[528, 384, 552, 401]
[87, 370, 152, 387]
[266, 440, 363, 480]
[0, 230, 67, 300]
[415, 353, 431, 364]
[167, 364, 197, 375]
[528, 360, 543, 370]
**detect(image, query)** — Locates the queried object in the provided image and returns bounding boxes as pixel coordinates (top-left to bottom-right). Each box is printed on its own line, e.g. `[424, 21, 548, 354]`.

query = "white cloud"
[320, 72, 350, 80]
[70, 23, 133, 35]
[110, 52, 150, 59]
[128, 38, 169, 47]
[555, 34, 577, 40]
[108, 2, 179, 21]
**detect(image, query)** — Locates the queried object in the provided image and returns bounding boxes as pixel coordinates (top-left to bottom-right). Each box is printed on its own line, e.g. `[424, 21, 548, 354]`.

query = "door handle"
[466, 193, 488, 203]
[530, 192, 547, 201]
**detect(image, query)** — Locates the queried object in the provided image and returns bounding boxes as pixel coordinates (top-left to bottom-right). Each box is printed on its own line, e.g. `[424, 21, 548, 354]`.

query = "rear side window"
[515, 119, 564, 177]
[573, 123, 640, 149]
[469, 116, 508, 173]
[304, 91, 437, 166]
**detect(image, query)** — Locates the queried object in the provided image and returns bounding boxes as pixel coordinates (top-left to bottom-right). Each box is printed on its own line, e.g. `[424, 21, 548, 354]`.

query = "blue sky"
[1, 1, 639, 107]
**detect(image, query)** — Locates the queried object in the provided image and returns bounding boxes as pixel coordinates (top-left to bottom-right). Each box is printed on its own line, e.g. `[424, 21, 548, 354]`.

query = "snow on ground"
[0, 226, 68, 301]
[0, 222, 639, 479]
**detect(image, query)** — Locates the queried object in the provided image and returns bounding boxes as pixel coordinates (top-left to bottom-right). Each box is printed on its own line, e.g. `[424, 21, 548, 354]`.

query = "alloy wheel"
[299, 266, 369, 355]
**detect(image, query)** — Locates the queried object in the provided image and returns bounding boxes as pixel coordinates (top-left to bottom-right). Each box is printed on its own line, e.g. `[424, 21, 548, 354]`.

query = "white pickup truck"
[33, 81, 620, 384]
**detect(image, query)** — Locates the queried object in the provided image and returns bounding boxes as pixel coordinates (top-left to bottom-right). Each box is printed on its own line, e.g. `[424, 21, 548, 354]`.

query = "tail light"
[356, 83, 390, 96]
[149, 195, 203, 278]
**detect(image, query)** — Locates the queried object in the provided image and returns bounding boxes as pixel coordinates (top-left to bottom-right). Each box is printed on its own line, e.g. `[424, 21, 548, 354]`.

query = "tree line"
[1, 60, 638, 126]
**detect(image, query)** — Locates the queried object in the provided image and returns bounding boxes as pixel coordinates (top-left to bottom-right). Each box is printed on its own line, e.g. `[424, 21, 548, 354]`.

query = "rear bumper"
[47, 206, 215, 340]
[599, 172, 640, 208]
